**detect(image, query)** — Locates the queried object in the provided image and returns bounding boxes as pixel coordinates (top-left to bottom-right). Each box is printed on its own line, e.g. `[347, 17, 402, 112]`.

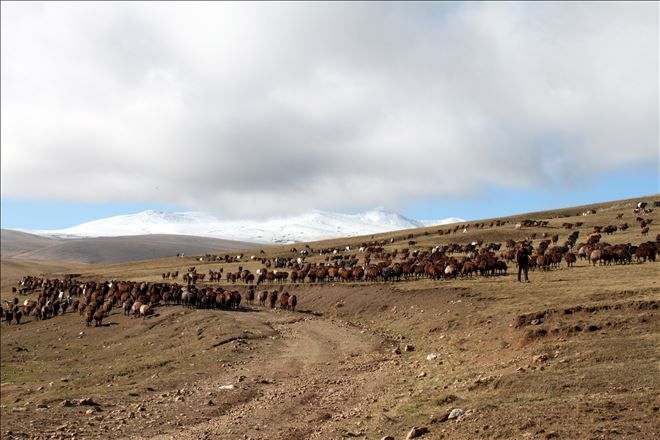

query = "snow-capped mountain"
[28, 209, 463, 244]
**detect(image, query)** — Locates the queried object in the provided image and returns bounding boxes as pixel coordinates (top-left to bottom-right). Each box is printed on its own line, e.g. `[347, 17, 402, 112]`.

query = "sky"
[1, 2, 658, 230]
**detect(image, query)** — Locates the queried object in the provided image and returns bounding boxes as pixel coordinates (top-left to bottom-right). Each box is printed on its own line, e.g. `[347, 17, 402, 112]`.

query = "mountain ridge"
[18, 208, 463, 244]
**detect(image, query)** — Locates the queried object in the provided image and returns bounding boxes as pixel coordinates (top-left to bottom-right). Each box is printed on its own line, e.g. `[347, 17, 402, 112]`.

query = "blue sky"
[1, 2, 658, 231]
[403, 165, 659, 222]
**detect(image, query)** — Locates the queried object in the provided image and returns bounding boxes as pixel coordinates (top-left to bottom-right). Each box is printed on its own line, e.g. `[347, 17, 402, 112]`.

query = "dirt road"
[138, 310, 398, 440]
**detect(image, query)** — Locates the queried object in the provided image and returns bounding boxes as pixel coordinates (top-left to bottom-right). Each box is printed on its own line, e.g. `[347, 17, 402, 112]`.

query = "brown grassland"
[1, 196, 659, 439]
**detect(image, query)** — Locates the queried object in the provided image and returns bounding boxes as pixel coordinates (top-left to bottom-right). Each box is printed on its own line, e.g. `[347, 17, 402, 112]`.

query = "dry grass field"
[1, 196, 659, 439]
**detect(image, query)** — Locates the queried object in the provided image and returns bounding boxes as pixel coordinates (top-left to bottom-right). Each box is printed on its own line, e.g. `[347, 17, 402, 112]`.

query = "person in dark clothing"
[516, 243, 531, 283]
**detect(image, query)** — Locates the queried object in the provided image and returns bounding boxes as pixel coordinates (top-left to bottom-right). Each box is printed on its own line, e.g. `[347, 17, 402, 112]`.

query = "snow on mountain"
[420, 218, 466, 227]
[29, 209, 463, 244]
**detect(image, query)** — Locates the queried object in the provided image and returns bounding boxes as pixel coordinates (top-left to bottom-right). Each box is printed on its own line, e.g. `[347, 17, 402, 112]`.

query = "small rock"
[207, 400, 215, 406]
[35, 403, 48, 409]
[406, 426, 429, 439]
[417, 372, 427, 378]
[426, 353, 438, 361]
[404, 344, 415, 352]
[430, 413, 446, 424]
[392, 347, 401, 355]
[380, 436, 394, 440]
[533, 354, 549, 363]
[77, 398, 99, 406]
[448, 408, 464, 420]
[85, 409, 96, 415]
[61, 400, 75, 407]
[219, 384, 236, 390]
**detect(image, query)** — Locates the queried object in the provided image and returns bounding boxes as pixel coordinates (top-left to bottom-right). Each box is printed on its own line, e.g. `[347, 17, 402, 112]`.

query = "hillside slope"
[1, 232, 257, 265]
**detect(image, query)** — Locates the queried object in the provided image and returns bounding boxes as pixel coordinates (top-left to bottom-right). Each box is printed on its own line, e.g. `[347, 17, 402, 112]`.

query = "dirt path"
[142, 313, 397, 440]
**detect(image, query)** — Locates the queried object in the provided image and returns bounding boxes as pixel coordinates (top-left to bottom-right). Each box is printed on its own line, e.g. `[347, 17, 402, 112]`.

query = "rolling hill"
[1, 230, 257, 265]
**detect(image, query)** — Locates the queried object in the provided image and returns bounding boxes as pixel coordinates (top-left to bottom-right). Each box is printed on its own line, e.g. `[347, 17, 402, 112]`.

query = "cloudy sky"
[1, 2, 658, 229]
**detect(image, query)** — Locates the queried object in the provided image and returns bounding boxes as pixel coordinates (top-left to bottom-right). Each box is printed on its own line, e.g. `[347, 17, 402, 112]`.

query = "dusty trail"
[144, 313, 397, 440]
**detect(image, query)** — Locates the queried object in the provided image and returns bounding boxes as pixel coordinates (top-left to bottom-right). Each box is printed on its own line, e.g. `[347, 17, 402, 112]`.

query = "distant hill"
[1, 230, 62, 257]
[25, 208, 463, 244]
[1, 230, 257, 265]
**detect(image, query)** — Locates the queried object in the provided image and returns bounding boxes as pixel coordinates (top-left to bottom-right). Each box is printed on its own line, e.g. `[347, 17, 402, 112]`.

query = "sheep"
[288, 295, 297, 312]
[268, 291, 278, 309]
[93, 309, 104, 327]
[123, 299, 134, 316]
[131, 301, 143, 318]
[279, 292, 290, 310]
[139, 304, 151, 318]
[84, 306, 95, 327]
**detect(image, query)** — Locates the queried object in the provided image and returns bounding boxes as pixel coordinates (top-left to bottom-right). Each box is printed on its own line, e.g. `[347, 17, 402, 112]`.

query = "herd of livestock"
[181, 227, 659, 286]
[2, 276, 297, 327]
[2, 204, 658, 328]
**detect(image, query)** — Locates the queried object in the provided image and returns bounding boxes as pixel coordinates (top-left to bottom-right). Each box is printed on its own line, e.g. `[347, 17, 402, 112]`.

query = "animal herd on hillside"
[3, 202, 658, 327]
[2, 277, 297, 327]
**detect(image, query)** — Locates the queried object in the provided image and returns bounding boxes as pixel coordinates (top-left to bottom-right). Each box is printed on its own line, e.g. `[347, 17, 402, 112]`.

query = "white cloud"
[1, 2, 657, 218]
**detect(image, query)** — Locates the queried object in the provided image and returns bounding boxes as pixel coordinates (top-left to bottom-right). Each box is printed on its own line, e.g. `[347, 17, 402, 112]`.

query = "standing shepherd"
[516, 242, 531, 283]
